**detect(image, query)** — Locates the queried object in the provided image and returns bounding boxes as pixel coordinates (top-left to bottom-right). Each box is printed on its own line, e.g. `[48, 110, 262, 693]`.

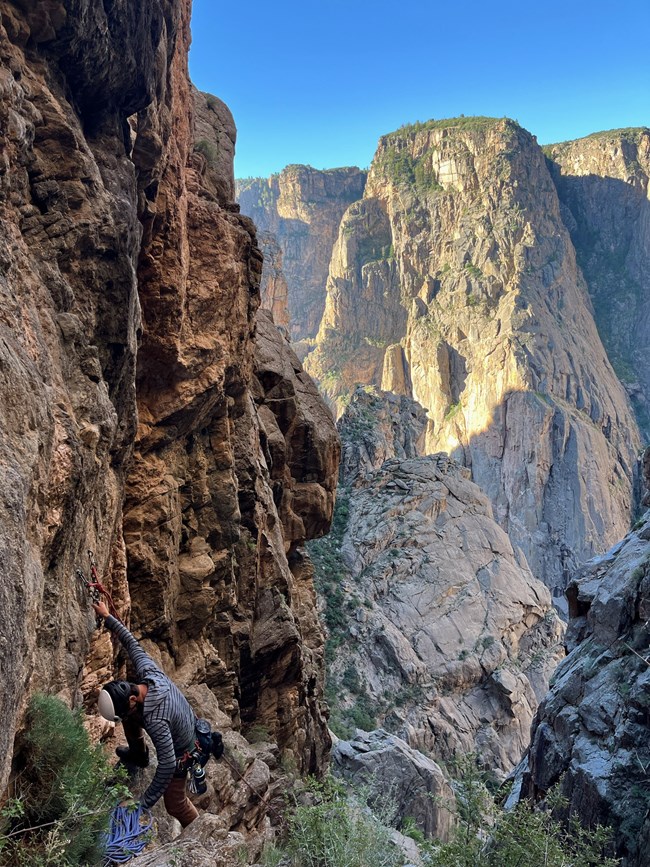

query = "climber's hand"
[120, 797, 139, 811]
[92, 601, 111, 619]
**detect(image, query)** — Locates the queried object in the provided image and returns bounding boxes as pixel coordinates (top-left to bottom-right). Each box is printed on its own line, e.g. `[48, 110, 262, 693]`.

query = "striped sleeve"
[140, 720, 177, 809]
[105, 616, 160, 681]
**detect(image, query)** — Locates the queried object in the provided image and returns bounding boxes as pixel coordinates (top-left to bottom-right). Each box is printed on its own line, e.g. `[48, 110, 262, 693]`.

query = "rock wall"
[522, 497, 650, 866]
[304, 118, 640, 596]
[332, 729, 454, 841]
[0, 0, 158, 793]
[236, 165, 367, 342]
[545, 128, 650, 438]
[315, 389, 563, 776]
[256, 230, 290, 330]
[0, 0, 339, 804]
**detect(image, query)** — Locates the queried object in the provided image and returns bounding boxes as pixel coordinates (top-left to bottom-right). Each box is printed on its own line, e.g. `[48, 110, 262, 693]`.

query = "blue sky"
[189, 0, 650, 179]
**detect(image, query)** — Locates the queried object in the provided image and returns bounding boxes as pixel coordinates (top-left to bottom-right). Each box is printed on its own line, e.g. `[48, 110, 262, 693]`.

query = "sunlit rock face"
[236, 165, 367, 342]
[305, 118, 639, 596]
[545, 128, 650, 439]
[321, 388, 564, 776]
[0, 0, 339, 801]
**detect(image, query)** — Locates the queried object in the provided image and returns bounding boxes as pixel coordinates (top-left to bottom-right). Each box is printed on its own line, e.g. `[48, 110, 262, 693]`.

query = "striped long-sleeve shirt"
[105, 616, 196, 809]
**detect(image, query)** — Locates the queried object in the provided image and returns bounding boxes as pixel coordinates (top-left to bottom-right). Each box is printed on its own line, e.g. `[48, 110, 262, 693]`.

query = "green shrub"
[264, 776, 402, 867]
[426, 756, 619, 867]
[0, 694, 128, 866]
[194, 138, 218, 166]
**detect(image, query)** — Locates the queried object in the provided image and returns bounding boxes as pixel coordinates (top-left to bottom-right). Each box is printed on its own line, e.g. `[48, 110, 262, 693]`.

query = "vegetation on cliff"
[0, 695, 126, 866]
[262, 762, 618, 867]
[425, 757, 618, 867]
[383, 116, 521, 140]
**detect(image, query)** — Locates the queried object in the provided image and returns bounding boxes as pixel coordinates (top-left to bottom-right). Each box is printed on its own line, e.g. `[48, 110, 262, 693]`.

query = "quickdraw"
[77, 549, 119, 618]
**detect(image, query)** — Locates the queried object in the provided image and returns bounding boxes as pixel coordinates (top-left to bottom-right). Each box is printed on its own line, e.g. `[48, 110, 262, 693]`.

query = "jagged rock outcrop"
[315, 389, 563, 775]
[305, 118, 640, 595]
[0, 0, 338, 821]
[544, 128, 650, 438]
[192, 87, 237, 206]
[256, 230, 290, 330]
[521, 503, 650, 866]
[332, 729, 454, 840]
[236, 165, 367, 342]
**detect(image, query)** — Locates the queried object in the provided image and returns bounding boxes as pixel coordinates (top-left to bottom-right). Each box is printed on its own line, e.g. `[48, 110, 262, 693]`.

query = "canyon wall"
[237, 165, 367, 343]
[546, 128, 650, 439]
[521, 471, 650, 865]
[304, 118, 640, 596]
[0, 0, 156, 793]
[314, 388, 563, 776]
[0, 0, 338, 806]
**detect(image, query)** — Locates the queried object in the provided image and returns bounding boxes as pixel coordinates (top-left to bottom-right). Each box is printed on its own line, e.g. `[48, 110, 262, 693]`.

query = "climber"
[93, 600, 199, 827]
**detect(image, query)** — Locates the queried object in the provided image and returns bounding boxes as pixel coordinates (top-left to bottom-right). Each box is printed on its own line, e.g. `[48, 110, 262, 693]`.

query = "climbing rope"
[102, 804, 153, 864]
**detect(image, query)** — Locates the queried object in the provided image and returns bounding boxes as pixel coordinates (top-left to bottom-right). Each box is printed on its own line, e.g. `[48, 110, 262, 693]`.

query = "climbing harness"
[102, 803, 153, 864]
[77, 549, 119, 618]
[176, 719, 225, 794]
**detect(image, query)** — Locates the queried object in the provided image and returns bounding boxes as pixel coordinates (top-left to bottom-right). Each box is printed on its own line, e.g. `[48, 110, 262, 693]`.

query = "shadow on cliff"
[436, 384, 638, 605]
[545, 162, 650, 438]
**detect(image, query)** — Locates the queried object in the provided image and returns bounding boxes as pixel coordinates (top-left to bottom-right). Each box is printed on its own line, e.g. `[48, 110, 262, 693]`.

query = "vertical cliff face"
[118, 0, 340, 774]
[0, 0, 162, 793]
[316, 389, 563, 776]
[256, 230, 291, 330]
[545, 128, 650, 438]
[522, 498, 650, 866]
[305, 118, 639, 595]
[0, 0, 338, 800]
[237, 166, 367, 342]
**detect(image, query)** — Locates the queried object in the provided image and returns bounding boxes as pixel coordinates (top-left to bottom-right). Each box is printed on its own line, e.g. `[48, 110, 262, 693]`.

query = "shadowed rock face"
[522, 496, 650, 865]
[332, 729, 454, 841]
[256, 230, 290, 330]
[545, 129, 650, 439]
[318, 389, 564, 776]
[304, 118, 640, 597]
[0, 0, 339, 808]
[237, 166, 367, 342]
[0, 0, 160, 793]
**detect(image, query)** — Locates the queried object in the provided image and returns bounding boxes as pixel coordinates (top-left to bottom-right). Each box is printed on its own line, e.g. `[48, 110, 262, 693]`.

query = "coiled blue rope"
[102, 804, 154, 864]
